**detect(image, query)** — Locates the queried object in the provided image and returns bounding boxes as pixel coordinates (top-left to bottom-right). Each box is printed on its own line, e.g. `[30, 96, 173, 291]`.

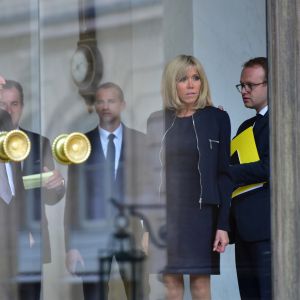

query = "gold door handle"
[0, 130, 31, 162]
[52, 132, 91, 164]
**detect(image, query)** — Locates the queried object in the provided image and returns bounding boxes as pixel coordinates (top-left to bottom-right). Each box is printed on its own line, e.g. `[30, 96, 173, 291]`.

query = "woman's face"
[176, 66, 201, 109]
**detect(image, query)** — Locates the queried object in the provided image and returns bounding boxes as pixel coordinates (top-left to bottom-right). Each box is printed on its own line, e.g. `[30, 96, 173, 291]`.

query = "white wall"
[193, 0, 267, 134]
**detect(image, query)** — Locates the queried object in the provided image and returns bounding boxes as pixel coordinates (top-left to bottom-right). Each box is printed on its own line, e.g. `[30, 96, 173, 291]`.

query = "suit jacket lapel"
[13, 162, 24, 194]
[236, 117, 256, 136]
[89, 127, 105, 163]
[13, 162, 26, 226]
[116, 124, 126, 182]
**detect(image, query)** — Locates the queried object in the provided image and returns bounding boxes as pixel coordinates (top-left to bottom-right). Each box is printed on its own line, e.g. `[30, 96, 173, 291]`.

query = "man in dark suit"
[0, 107, 21, 300]
[65, 82, 147, 300]
[230, 57, 271, 299]
[1, 76, 22, 299]
[0, 79, 65, 299]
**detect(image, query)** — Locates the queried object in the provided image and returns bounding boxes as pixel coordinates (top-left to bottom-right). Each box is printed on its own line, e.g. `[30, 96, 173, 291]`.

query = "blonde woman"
[146, 55, 232, 299]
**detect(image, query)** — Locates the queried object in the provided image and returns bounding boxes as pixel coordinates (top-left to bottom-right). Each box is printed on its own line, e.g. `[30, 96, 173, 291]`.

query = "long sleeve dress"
[146, 106, 232, 275]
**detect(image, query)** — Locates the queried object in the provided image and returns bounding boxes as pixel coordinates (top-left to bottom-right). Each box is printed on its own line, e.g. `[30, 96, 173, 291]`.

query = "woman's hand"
[213, 229, 229, 253]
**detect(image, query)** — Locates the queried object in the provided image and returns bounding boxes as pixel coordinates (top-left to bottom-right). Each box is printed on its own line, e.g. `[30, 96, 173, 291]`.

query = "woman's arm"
[216, 111, 233, 232]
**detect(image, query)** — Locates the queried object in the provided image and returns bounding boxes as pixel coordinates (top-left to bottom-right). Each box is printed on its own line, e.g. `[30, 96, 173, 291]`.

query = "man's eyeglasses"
[235, 81, 267, 93]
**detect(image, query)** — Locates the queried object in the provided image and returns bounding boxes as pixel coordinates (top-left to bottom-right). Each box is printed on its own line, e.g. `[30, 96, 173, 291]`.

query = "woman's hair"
[161, 54, 213, 111]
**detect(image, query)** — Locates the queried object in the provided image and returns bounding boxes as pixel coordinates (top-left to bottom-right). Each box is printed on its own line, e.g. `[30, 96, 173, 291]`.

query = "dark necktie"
[106, 134, 116, 182]
[0, 162, 12, 204]
[253, 113, 263, 127]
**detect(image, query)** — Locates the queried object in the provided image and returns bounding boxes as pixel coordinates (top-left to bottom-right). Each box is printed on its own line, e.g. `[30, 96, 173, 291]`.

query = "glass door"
[0, 1, 267, 299]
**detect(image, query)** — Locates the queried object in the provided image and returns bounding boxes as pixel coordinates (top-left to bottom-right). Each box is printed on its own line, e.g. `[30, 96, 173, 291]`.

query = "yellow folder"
[231, 127, 266, 198]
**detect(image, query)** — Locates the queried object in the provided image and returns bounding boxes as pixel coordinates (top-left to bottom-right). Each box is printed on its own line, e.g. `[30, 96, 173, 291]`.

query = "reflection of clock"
[71, 43, 103, 90]
[71, 47, 89, 84]
[73, 0, 103, 110]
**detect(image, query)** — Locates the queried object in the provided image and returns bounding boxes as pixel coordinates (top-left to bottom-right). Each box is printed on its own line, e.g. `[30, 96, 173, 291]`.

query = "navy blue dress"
[164, 115, 220, 275]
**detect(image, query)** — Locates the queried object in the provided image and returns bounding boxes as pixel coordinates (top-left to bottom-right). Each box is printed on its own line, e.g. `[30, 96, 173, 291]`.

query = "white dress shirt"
[0, 162, 15, 204]
[258, 105, 268, 116]
[6, 163, 15, 196]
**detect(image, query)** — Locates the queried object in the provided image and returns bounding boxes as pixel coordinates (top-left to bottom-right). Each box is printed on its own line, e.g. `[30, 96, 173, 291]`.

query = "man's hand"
[213, 229, 229, 253]
[43, 166, 65, 191]
[65, 249, 85, 275]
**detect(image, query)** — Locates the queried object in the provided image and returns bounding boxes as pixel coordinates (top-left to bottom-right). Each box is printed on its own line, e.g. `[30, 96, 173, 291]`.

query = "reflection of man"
[65, 82, 147, 300]
[0, 76, 24, 299]
[0, 79, 65, 299]
[230, 57, 271, 299]
[0, 107, 21, 300]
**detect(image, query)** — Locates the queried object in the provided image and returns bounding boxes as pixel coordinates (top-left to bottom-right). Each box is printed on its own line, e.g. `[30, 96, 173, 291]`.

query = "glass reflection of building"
[0, 0, 163, 299]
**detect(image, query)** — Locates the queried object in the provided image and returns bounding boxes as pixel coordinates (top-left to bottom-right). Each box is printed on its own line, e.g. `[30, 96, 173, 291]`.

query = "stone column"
[267, 1, 300, 299]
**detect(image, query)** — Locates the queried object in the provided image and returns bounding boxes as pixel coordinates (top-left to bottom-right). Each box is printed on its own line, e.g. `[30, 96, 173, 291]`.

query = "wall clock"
[71, 0, 103, 109]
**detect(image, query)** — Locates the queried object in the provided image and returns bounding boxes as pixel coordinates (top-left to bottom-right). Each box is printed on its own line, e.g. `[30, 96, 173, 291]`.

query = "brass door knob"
[0, 130, 31, 162]
[52, 132, 91, 164]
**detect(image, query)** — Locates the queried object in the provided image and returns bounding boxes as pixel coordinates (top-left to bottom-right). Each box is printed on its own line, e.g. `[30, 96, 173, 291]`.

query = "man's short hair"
[2, 79, 24, 105]
[243, 57, 268, 81]
[96, 82, 124, 101]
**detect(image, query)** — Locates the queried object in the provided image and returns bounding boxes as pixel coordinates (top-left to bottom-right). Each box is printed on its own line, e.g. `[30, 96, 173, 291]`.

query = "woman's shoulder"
[148, 109, 163, 120]
[147, 109, 175, 124]
[197, 106, 229, 119]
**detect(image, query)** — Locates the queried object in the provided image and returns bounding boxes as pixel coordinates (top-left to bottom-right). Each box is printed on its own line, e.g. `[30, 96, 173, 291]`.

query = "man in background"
[0, 104, 21, 299]
[0, 76, 24, 299]
[0, 79, 65, 299]
[65, 82, 148, 300]
[230, 57, 271, 299]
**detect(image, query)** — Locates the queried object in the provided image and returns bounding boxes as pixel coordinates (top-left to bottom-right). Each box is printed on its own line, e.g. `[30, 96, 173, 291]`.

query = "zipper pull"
[199, 197, 202, 209]
[209, 139, 219, 149]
